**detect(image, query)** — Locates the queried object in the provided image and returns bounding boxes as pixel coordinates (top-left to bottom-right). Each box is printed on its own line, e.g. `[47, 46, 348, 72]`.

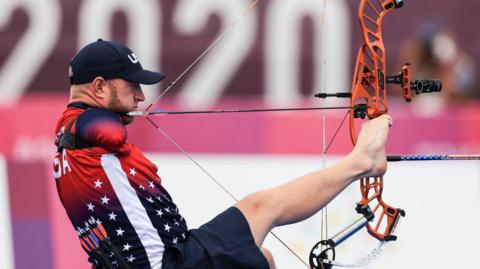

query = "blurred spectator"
[396, 22, 478, 103]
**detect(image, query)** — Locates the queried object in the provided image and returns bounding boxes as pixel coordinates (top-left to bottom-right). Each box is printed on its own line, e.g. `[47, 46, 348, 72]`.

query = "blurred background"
[1, 0, 479, 268]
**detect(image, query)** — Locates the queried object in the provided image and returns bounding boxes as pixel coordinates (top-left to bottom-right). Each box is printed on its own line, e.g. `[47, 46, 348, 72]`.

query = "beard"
[108, 87, 134, 125]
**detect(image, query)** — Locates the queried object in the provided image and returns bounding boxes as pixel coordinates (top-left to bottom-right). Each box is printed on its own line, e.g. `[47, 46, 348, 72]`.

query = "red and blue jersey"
[53, 103, 187, 269]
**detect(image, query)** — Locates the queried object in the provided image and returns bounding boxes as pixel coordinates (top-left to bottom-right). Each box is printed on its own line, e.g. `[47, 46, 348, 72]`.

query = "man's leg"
[235, 115, 393, 247]
[261, 247, 276, 269]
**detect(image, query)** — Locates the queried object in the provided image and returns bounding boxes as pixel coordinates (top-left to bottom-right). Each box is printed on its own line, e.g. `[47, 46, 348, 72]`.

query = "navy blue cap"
[69, 39, 165, 85]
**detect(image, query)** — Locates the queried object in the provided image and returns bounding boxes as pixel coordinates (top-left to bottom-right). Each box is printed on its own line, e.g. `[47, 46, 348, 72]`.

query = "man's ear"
[91, 77, 108, 99]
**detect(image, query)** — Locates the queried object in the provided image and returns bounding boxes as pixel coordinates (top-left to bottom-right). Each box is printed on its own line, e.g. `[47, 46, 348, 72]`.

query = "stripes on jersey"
[102, 154, 164, 268]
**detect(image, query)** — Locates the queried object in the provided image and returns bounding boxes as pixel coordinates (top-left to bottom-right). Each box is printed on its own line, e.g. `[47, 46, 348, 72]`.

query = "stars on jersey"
[87, 202, 95, 211]
[156, 209, 164, 217]
[123, 243, 132, 251]
[73, 164, 187, 267]
[126, 254, 136, 263]
[116, 227, 125, 236]
[56, 106, 191, 268]
[164, 223, 171, 232]
[101, 195, 110, 205]
[94, 179, 103, 188]
[108, 212, 117, 221]
[164, 223, 172, 232]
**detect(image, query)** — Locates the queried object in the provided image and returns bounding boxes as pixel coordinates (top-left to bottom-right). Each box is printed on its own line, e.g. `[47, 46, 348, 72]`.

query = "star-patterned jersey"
[53, 103, 188, 269]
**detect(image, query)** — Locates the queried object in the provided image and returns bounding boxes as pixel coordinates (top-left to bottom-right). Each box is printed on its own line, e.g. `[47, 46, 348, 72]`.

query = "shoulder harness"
[56, 114, 96, 152]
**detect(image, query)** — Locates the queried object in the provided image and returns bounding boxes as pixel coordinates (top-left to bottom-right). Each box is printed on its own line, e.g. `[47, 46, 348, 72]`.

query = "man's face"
[105, 79, 145, 124]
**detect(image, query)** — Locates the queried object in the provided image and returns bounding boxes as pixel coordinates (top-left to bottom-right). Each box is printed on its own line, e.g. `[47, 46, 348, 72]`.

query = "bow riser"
[348, 0, 405, 243]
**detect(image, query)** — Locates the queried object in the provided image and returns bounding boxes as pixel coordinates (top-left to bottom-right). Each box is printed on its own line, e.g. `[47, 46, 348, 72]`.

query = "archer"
[53, 39, 392, 269]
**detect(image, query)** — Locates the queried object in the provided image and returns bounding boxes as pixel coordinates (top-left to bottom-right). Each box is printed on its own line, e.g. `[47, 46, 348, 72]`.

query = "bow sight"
[386, 64, 442, 102]
[315, 63, 442, 118]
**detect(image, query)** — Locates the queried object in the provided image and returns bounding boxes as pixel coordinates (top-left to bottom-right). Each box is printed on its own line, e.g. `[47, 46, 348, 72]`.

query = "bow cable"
[144, 116, 311, 269]
[140, 1, 310, 268]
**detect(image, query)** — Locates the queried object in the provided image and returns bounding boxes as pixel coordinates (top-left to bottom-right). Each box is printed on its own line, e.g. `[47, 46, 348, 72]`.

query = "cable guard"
[309, 204, 405, 268]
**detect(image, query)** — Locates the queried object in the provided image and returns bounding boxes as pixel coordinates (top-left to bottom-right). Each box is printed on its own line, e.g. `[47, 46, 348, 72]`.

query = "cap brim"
[123, 70, 165, 85]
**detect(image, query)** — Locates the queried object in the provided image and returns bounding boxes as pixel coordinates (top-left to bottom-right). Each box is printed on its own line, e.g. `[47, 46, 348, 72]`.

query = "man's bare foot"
[351, 115, 392, 178]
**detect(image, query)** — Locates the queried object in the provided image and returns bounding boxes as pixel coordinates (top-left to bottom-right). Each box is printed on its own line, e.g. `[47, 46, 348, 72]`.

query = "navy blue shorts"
[162, 207, 269, 269]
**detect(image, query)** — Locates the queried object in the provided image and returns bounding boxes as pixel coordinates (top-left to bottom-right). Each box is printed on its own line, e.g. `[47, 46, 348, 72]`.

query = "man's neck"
[69, 86, 105, 108]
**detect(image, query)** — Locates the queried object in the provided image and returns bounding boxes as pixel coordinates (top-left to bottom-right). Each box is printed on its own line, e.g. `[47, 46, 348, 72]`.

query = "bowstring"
[320, 0, 328, 267]
[145, 0, 259, 112]
[144, 117, 311, 269]
[141, 1, 311, 268]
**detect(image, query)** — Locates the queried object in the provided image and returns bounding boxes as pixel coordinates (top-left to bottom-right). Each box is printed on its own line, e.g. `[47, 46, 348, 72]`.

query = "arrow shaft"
[129, 106, 354, 117]
[387, 154, 480, 162]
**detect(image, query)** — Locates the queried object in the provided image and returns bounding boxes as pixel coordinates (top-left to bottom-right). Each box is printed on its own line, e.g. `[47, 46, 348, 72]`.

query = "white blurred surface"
[0, 155, 14, 269]
[150, 153, 480, 269]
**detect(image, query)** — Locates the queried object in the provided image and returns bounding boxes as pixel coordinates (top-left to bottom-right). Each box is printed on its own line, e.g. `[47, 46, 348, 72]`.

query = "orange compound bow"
[127, 0, 443, 268]
[310, 0, 441, 268]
